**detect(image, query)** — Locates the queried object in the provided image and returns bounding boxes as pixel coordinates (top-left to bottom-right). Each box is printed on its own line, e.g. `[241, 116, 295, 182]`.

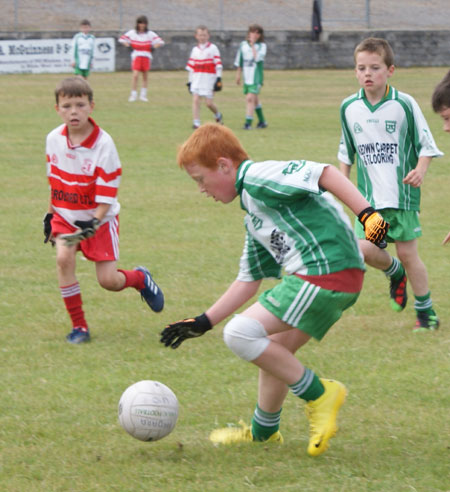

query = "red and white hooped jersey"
[46, 118, 122, 226]
[186, 42, 223, 91]
[118, 29, 164, 59]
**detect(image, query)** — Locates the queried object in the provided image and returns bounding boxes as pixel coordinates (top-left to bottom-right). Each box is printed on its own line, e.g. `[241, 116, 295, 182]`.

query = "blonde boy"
[44, 77, 163, 343]
[160, 123, 388, 456]
[338, 37, 442, 332]
[186, 25, 223, 129]
[431, 69, 450, 245]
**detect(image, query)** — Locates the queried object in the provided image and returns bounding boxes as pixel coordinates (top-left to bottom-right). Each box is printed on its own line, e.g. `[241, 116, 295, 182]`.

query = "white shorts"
[191, 86, 214, 98]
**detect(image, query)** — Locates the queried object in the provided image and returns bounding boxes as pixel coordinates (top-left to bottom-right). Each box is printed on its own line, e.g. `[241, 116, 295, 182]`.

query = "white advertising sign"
[0, 37, 115, 74]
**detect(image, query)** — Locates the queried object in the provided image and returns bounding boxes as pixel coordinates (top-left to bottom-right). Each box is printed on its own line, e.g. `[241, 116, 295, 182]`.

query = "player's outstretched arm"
[319, 165, 389, 247]
[443, 231, 450, 245]
[160, 314, 212, 349]
[160, 279, 262, 349]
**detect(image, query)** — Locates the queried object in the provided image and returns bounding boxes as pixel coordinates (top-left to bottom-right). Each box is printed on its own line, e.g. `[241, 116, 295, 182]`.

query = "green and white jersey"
[235, 159, 364, 281]
[234, 41, 266, 86]
[71, 33, 96, 70]
[338, 85, 443, 211]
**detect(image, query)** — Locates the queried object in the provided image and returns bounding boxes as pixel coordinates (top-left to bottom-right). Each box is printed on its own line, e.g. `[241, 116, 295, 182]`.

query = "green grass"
[0, 68, 449, 492]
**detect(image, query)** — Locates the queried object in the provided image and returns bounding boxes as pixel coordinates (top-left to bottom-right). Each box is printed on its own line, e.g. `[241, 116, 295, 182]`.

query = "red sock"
[60, 282, 88, 330]
[118, 269, 145, 290]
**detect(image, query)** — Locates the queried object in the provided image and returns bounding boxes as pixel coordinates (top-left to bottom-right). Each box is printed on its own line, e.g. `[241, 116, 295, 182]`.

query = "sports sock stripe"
[60, 282, 81, 297]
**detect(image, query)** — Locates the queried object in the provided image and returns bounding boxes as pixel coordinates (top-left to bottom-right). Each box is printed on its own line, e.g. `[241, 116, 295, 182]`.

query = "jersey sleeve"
[70, 34, 78, 63]
[234, 43, 243, 68]
[243, 160, 327, 208]
[337, 103, 356, 165]
[186, 47, 195, 72]
[149, 31, 164, 47]
[118, 30, 132, 44]
[237, 231, 282, 281]
[94, 136, 122, 205]
[213, 44, 223, 77]
[405, 94, 443, 158]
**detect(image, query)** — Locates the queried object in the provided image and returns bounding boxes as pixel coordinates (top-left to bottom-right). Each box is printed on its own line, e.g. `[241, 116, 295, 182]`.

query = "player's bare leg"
[140, 71, 149, 101]
[396, 239, 438, 331]
[192, 94, 201, 128]
[360, 239, 408, 312]
[258, 328, 311, 412]
[129, 70, 140, 101]
[95, 261, 126, 291]
[55, 236, 89, 342]
[205, 97, 222, 124]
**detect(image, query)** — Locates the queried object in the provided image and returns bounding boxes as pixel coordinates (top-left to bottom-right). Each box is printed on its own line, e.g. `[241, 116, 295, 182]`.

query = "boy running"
[186, 25, 223, 129]
[44, 77, 164, 344]
[160, 123, 388, 456]
[431, 69, 450, 245]
[338, 37, 442, 332]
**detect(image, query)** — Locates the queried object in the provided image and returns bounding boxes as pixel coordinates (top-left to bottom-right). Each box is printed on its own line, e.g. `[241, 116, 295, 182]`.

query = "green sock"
[414, 292, 435, 316]
[245, 116, 253, 126]
[255, 105, 265, 123]
[251, 404, 281, 441]
[383, 257, 405, 281]
[289, 368, 325, 401]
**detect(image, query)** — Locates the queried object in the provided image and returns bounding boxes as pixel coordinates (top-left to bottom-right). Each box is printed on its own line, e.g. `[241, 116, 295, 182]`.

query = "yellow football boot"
[305, 379, 347, 457]
[209, 420, 283, 445]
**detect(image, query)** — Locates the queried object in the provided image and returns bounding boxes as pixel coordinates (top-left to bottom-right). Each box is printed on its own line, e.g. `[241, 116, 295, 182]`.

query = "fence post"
[366, 0, 371, 29]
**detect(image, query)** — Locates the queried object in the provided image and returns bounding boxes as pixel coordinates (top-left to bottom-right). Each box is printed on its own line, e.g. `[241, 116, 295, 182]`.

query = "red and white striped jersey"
[46, 118, 122, 226]
[186, 42, 222, 91]
[119, 29, 164, 59]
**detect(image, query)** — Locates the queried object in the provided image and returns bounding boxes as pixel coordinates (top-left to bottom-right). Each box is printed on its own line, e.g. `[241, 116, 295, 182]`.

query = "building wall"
[1, 30, 450, 71]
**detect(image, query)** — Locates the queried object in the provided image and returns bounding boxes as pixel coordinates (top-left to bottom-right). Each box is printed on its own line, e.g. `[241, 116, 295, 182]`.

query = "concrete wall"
[2, 30, 450, 71]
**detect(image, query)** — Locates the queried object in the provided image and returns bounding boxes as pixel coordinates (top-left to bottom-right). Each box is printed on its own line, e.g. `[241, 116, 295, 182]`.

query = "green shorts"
[74, 67, 90, 78]
[258, 275, 360, 341]
[354, 208, 422, 242]
[243, 83, 262, 95]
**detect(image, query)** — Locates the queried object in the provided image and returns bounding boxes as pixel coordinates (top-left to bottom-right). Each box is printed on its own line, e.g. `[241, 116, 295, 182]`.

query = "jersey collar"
[235, 159, 253, 194]
[359, 84, 396, 112]
[61, 117, 101, 149]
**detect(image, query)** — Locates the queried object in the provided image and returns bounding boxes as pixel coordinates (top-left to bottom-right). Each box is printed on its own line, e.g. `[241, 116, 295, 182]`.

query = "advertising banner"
[0, 37, 115, 74]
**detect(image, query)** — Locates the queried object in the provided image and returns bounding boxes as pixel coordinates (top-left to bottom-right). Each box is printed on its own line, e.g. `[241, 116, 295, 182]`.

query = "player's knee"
[223, 315, 270, 361]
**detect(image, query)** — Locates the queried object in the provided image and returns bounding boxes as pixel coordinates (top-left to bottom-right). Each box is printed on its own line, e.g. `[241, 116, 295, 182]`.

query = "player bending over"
[160, 123, 388, 456]
[44, 77, 164, 344]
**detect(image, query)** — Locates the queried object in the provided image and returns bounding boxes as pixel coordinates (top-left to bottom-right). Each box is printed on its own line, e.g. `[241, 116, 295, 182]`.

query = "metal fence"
[1, 0, 449, 32]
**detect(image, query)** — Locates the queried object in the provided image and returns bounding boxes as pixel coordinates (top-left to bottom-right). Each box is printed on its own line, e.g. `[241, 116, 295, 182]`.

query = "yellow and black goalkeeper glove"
[358, 207, 389, 248]
[160, 313, 212, 349]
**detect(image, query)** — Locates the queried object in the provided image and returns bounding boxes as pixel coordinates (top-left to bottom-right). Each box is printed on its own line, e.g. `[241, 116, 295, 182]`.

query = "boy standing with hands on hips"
[338, 37, 442, 332]
[44, 77, 164, 344]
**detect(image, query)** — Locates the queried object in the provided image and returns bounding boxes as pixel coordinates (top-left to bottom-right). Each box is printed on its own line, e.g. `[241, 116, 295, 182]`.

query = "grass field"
[0, 68, 449, 492]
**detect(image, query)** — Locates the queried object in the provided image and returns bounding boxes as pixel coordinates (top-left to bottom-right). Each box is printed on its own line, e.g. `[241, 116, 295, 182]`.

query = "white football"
[118, 380, 179, 442]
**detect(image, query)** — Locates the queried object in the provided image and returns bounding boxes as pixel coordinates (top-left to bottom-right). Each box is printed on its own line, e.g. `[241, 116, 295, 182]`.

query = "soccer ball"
[118, 380, 179, 442]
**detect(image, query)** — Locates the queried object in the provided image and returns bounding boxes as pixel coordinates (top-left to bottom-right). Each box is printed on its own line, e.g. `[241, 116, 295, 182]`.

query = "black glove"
[74, 218, 100, 240]
[358, 207, 389, 248]
[43, 213, 54, 244]
[160, 313, 212, 349]
[186, 82, 192, 94]
[213, 77, 222, 92]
